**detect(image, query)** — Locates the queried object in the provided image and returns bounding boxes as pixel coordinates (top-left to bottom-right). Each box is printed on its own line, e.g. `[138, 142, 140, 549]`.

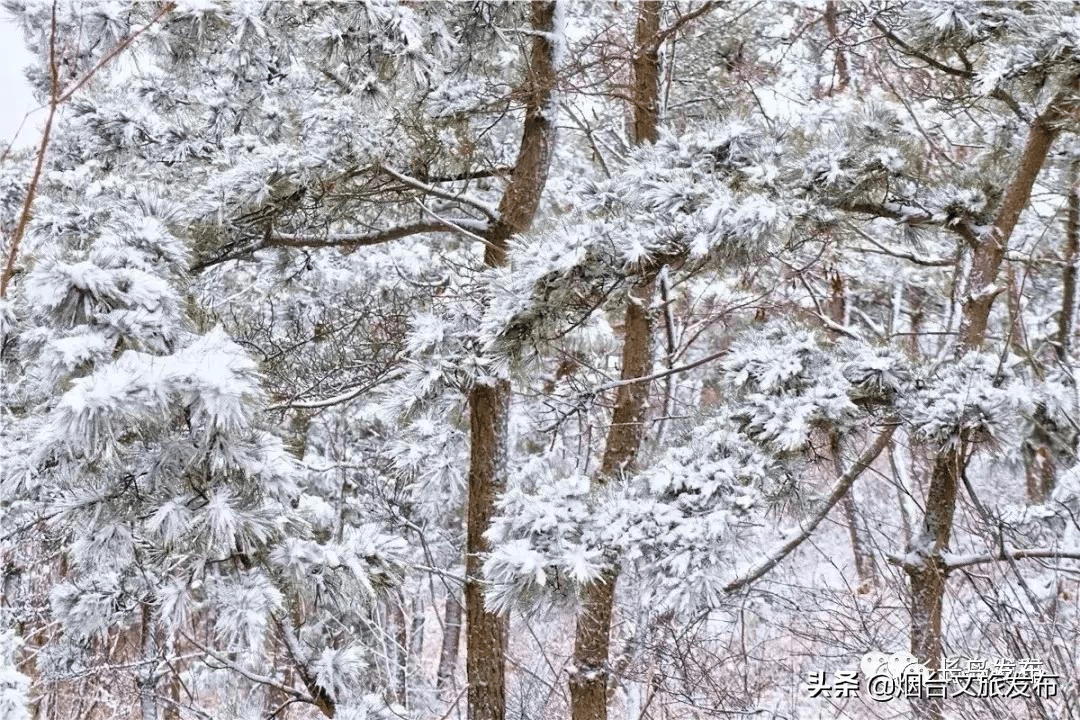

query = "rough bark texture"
[569, 280, 655, 720]
[138, 606, 158, 720]
[569, 7, 660, 720]
[484, 1, 559, 255]
[958, 82, 1078, 352]
[436, 590, 463, 692]
[824, 1, 850, 94]
[1025, 157, 1080, 503]
[906, 449, 958, 720]
[906, 82, 1077, 720]
[465, 5, 559, 720]
[630, 1, 662, 147]
[1057, 157, 1080, 362]
[465, 381, 511, 720]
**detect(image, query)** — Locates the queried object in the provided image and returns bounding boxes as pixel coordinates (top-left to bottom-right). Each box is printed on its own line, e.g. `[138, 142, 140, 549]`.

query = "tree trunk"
[465, 381, 510, 720]
[138, 605, 158, 720]
[1026, 155, 1080, 503]
[569, 6, 660, 720]
[465, 5, 559, 720]
[824, 272, 876, 591]
[390, 595, 409, 706]
[824, 1, 850, 94]
[905, 82, 1076, 720]
[1056, 156, 1080, 362]
[408, 596, 425, 706]
[570, 277, 656, 720]
[437, 590, 463, 693]
[905, 446, 959, 720]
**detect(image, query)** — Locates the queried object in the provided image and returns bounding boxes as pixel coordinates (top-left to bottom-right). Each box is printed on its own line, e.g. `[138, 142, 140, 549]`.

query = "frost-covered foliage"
[0, 630, 29, 720]
[485, 325, 906, 614]
[4, 1, 1080, 719]
[485, 124, 785, 358]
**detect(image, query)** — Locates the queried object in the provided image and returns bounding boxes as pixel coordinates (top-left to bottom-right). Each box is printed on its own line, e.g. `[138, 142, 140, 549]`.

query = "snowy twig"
[845, 223, 954, 267]
[265, 374, 400, 411]
[886, 547, 1080, 572]
[183, 633, 313, 701]
[411, 198, 501, 252]
[269, 220, 488, 249]
[379, 163, 501, 221]
[722, 421, 898, 594]
[0, 1, 177, 297]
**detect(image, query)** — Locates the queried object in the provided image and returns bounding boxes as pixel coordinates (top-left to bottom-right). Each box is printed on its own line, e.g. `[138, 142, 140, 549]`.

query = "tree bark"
[465, 381, 510, 720]
[958, 81, 1078, 352]
[569, 6, 660, 720]
[138, 605, 158, 720]
[1056, 156, 1080, 362]
[824, 1, 850, 94]
[1026, 155, 1080, 502]
[465, 5, 559, 720]
[437, 590, 463, 693]
[906, 82, 1077, 720]
[569, 280, 655, 720]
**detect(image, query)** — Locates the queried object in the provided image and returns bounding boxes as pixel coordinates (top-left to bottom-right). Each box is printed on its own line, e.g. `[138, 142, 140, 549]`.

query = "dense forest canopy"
[2, 2, 1080, 720]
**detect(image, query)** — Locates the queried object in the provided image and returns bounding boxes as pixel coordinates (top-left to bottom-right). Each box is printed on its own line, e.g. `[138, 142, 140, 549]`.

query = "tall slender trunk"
[570, 278, 656, 720]
[1026, 156, 1080, 502]
[569, 7, 660, 720]
[465, 5, 559, 720]
[390, 595, 409, 706]
[824, 1, 849, 94]
[824, 271, 876, 590]
[1056, 156, 1080, 362]
[138, 605, 158, 720]
[906, 81, 1076, 720]
[437, 589, 463, 692]
[408, 596, 425, 706]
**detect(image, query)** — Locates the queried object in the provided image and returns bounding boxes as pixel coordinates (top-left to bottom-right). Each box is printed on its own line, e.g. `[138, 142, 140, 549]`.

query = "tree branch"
[379, 163, 501, 221]
[872, 19, 973, 78]
[887, 547, 1080, 571]
[722, 421, 898, 594]
[183, 634, 312, 702]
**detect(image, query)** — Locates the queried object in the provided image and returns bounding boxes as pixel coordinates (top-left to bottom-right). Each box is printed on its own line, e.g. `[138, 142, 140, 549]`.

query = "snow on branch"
[379, 163, 501, 221]
[722, 420, 898, 594]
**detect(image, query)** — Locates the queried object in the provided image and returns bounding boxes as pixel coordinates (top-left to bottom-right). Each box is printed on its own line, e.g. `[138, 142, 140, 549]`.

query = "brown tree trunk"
[465, 5, 559, 720]
[1056, 156, 1080, 362]
[569, 6, 661, 720]
[906, 82, 1076, 720]
[569, 280, 655, 720]
[437, 590, 463, 693]
[465, 381, 510, 720]
[138, 606, 158, 720]
[957, 81, 1077, 352]
[824, 1, 850, 94]
[1026, 156, 1080, 502]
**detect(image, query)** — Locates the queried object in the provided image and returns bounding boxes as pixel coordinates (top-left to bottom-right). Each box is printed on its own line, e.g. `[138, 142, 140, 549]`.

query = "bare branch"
[723, 421, 898, 594]
[887, 547, 1080, 571]
[183, 633, 312, 702]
